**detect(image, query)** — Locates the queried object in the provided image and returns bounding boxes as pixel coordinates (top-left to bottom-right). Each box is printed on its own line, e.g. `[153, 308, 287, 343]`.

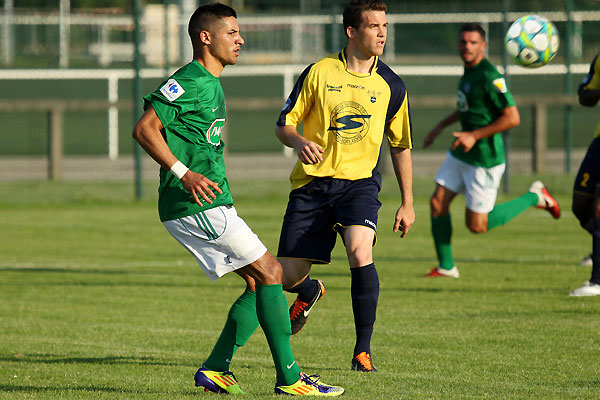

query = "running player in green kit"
[132, 3, 343, 396]
[423, 23, 561, 279]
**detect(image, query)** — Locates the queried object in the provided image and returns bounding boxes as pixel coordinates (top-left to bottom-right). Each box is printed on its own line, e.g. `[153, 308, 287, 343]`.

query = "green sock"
[256, 284, 301, 385]
[204, 289, 259, 372]
[431, 214, 454, 270]
[487, 192, 538, 231]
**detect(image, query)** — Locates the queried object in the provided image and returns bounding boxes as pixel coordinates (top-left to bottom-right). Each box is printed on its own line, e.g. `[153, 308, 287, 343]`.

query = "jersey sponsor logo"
[492, 78, 508, 93]
[327, 84, 342, 92]
[328, 101, 371, 145]
[160, 79, 185, 102]
[457, 90, 468, 112]
[347, 83, 365, 90]
[206, 118, 225, 146]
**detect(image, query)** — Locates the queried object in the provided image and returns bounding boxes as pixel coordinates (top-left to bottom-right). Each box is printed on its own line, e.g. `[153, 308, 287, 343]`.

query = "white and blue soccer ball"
[505, 15, 559, 68]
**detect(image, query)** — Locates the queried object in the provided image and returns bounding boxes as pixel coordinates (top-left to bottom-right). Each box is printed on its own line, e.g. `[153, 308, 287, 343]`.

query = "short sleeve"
[277, 64, 315, 127]
[486, 74, 516, 111]
[386, 91, 412, 149]
[143, 76, 198, 128]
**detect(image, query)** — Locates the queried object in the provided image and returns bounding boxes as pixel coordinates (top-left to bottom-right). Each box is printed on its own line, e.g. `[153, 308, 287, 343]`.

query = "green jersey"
[143, 60, 233, 222]
[451, 58, 516, 168]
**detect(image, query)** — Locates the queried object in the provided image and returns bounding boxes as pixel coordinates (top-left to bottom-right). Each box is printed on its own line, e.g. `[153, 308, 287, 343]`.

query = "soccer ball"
[505, 15, 559, 68]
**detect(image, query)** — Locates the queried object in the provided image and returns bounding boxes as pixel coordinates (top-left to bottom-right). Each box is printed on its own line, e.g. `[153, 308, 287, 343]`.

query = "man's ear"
[346, 26, 355, 39]
[199, 30, 211, 45]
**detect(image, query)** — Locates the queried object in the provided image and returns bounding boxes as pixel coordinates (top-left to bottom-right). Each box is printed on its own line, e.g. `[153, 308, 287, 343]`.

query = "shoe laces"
[300, 372, 322, 387]
[289, 299, 309, 319]
[354, 352, 375, 370]
[223, 370, 239, 382]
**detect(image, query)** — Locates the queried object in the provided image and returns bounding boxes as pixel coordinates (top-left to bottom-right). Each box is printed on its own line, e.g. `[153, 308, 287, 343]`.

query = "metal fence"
[1, 1, 599, 183]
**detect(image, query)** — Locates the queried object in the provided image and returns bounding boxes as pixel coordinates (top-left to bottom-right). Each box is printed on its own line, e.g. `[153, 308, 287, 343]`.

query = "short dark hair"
[460, 23, 486, 41]
[343, 0, 387, 36]
[188, 3, 237, 43]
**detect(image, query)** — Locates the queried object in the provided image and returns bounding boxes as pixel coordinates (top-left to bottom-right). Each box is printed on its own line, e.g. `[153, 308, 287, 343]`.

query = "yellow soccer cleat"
[194, 366, 246, 394]
[274, 372, 345, 396]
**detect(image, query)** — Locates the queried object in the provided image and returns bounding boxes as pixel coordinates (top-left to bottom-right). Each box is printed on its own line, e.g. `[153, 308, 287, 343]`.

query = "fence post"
[532, 102, 546, 174]
[48, 107, 64, 180]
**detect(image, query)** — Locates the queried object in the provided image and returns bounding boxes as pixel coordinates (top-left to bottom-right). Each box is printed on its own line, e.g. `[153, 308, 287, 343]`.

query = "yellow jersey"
[277, 50, 412, 189]
[580, 54, 600, 137]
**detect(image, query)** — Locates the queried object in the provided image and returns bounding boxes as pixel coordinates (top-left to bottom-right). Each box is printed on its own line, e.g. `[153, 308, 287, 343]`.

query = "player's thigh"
[279, 257, 313, 289]
[573, 137, 600, 197]
[573, 137, 600, 221]
[434, 152, 467, 196]
[238, 250, 282, 286]
[163, 205, 267, 282]
[335, 178, 381, 233]
[277, 180, 338, 264]
[430, 184, 458, 216]
[333, 179, 379, 267]
[465, 209, 489, 233]
[341, 225, 376, 268]
[572, 191, 594, 223]
[463, 163, 505, 214]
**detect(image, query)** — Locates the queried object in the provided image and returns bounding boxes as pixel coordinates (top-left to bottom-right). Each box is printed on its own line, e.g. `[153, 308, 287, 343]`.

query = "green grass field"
[1, 176, 599, 399]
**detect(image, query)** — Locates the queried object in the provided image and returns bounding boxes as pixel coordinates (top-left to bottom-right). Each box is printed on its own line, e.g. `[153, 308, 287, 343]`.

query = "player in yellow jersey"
[570, 54, 600, 296]
[275, 0, 414, 372]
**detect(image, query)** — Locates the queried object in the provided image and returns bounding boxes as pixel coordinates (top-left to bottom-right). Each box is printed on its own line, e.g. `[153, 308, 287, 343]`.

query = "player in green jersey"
[132, 3, 344, 396]
[423, 23, 561, 279]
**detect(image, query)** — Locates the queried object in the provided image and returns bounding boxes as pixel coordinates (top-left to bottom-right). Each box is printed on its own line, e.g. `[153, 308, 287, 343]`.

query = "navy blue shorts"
[277, 177, 381, 264]
[574, 136, 600, 196]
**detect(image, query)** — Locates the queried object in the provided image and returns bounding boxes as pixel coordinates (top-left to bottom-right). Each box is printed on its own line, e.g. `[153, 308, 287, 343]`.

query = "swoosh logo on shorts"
[287, 361, 296, 369]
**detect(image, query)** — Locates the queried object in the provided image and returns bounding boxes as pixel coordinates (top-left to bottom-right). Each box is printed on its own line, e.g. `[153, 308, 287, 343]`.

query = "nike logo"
[225, 358, 231, 363]
[212, 106, 219, 112]
[287, 361, 296, 369]
[303, 300, 319, 317]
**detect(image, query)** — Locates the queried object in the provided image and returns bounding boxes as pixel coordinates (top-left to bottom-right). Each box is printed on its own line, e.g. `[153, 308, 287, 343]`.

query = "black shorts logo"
[327, 101, 371, 145]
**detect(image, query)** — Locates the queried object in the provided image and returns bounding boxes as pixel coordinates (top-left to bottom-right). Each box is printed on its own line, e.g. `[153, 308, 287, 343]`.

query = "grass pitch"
[1, 176, 599, 399]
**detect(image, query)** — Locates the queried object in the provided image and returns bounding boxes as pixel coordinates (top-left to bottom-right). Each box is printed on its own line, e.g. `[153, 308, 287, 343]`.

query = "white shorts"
[163, 205, 268, 281]
[434, 152, 506, 214]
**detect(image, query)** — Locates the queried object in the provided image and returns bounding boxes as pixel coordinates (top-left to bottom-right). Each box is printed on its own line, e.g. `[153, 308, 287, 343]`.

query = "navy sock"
[351, 263, 379, 357]
[287, 275, 319, 303]
[591, 218, 600, 285]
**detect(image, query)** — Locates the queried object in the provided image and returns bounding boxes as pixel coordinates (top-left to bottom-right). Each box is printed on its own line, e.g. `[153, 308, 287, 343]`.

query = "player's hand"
[423, 126, 442, 148]
[451, 131, 477, 152]
[180, 170, 222, 207]
[393, 204, 415, 238]
[296, 140, 324, 165]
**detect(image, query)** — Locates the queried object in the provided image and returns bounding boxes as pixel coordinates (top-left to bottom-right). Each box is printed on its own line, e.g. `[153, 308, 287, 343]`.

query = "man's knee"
[279, 258, 312, 290]
[347, 247, 373, 267]
[246, 254, 283, 285]
[261, 259, 283, 283]
[430, 195, 444, 217]
[466, 216, 488, 233]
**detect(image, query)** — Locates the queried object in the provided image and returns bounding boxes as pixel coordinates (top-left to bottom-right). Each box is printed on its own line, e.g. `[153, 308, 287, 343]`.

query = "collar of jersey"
[339, 49, 378, 77]
[192, 59, 220, 79]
